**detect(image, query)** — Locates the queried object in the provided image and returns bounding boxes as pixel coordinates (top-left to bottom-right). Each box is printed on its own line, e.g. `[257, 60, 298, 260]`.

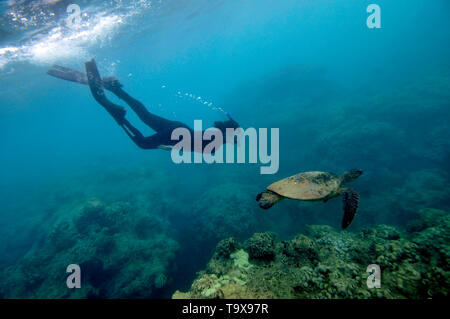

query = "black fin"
[85, 59, 126, 124]
[342, 189, 359, 229]
[85, 59, 104, 95]
[256, 193, 262, 201]
[47, 66, 88, 85]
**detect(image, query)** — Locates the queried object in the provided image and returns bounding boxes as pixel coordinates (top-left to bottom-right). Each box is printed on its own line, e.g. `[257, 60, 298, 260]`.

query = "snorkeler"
[47, 59, 239, 151]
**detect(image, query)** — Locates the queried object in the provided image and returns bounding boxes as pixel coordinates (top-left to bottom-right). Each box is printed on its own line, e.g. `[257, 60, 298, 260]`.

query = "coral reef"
[214, 237, 241, 259]
[173, 208, 449, 299]
[244, 232, 276, 262]
[0, 199, 179, 298]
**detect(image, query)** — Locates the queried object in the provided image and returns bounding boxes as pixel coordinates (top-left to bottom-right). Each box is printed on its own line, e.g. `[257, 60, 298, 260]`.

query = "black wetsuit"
[81, 59, 238, 150]
[106, 86, 192, 149]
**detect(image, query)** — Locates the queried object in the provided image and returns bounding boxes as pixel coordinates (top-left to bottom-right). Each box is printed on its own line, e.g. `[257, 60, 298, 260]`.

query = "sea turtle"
[256, 169, 363, 229]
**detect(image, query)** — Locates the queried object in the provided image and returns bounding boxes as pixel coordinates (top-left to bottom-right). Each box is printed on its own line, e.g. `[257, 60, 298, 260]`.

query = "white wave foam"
[0, 0, 154, 71]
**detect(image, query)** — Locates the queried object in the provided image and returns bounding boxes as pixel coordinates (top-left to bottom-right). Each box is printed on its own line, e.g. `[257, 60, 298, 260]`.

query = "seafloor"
[173, 208, 449, 299]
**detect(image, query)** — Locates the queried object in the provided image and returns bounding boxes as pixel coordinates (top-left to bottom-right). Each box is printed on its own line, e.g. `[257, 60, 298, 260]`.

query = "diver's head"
[214, 119, 240, 144]
[341, 169, 363, 184]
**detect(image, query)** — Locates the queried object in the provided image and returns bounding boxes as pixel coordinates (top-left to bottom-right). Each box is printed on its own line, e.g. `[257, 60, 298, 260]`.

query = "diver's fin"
[47, 65, 123, 93]
[52, 65, 79, 73]
[85, 59, 103, 91]
[342, 188, 359, 229]
[47, 65, 88, 85]
[85, 59, 126, 124]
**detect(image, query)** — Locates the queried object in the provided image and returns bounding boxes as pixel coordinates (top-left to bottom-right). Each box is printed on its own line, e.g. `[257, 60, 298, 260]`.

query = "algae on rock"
[173, 208, 449, 299]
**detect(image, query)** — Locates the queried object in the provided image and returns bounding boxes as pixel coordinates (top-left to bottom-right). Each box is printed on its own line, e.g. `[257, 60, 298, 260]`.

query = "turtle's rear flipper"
[342, 188, 359, 229]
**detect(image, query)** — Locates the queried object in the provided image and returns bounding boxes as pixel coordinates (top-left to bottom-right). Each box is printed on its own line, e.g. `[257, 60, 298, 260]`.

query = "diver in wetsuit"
[47, 59, 239, 151]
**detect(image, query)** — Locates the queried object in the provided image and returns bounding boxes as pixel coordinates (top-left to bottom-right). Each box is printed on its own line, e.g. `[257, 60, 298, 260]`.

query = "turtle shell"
[267, 171, 340, 201]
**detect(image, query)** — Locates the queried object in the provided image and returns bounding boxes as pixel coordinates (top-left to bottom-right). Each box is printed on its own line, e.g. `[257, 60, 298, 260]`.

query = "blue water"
[0, 0, 449, 298]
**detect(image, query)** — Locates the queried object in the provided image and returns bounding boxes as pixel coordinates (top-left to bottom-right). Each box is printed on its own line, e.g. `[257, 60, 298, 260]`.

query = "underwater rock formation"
[0, 199, 179, 298]
[244, 232, 276, 262]
[173, 208, 449, 299]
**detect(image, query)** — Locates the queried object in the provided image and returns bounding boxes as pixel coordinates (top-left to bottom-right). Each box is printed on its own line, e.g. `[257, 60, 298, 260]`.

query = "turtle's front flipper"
[256, 190, 283, 210]
[341, 188, 359, 229]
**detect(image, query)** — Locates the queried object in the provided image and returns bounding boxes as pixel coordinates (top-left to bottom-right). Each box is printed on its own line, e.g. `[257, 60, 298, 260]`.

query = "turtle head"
[340, 169, 363, 185]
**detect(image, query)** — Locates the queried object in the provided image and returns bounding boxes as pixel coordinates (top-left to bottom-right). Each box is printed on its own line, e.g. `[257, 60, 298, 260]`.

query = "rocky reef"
[0, 199, 179, 298]
[173, 208, 449, 299]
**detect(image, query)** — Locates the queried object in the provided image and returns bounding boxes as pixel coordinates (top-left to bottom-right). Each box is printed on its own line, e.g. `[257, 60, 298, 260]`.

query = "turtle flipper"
[256, 190, 283, 210]
[341, 188, 359, 229]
